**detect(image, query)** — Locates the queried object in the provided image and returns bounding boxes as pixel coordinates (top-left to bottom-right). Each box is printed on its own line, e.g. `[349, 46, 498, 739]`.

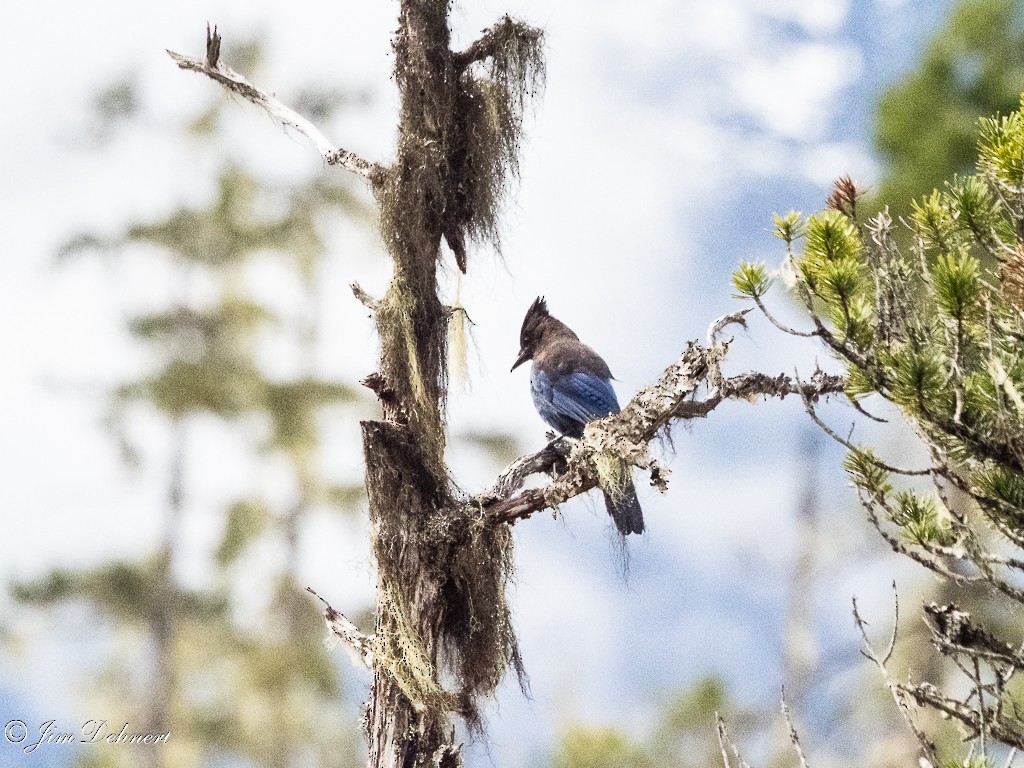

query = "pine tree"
[733, 99, 1024, 761]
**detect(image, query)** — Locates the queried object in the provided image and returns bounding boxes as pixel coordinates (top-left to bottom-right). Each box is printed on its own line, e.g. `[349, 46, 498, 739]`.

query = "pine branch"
[798, 384, 933, 476]
[168, 25, 385, 183]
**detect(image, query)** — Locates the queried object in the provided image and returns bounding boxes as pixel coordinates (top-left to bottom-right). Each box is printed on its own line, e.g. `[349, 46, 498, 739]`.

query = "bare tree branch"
[351, 281, 380, 311]
[797, 382, 934, 476]
[858, 490, 989, 589]
[923, 603, 1024, 671]
[752, 294, 818, 338]
[882, 580, 899, 666]
[478, 438, 571, 505]
[306, 586, 374, 670]
[903, 682, 1024, 750]
[479, 333, 847, 525]
[167, 25, 385, 183]
[859, 485, 1024, 607]
[852, 593, 941, 765]
[707, 307, 752, 344]
[716, 715, 734, 768]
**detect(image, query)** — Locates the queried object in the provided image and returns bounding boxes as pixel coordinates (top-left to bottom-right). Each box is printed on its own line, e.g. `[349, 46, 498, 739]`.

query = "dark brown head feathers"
[519, 296, 550, 348]
[512, 297, 581, 371]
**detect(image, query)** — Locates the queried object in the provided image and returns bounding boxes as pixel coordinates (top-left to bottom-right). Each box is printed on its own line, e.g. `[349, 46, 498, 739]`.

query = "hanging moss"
[444, 20, 545, 269]
[375, 584, 460, 714]
[431, 510, 525, 728]
[364, 421, 525, 731]
[374, 277, 450, 477]
[371, 520, 524, 729]
[372, 8, 544, 478]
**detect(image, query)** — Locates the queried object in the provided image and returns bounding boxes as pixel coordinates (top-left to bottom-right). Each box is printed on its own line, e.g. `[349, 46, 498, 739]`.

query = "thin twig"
[847, 394, 888, 424]
[780, 687, 809, 768]
[852, 594, 941, 765]
[715, 715, 733, 768]
[753, 294, 818, 338]
[882, 580, 900, 666]
[975, 656, 987, 759]
[796, 374, 933, 476]
[861, 491, 987, 587]
[715, 715, 752, 768]
[904, 682, 1024, 750]
[351, 281, 380, 310]
[707, 307, 752, 345]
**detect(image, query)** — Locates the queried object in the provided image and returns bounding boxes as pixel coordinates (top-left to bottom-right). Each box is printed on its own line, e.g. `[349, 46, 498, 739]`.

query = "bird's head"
[512, 296, 555, 371]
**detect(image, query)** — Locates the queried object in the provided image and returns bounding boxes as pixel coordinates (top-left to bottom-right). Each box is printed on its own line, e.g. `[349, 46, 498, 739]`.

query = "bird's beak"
[511, 348, 530, 372]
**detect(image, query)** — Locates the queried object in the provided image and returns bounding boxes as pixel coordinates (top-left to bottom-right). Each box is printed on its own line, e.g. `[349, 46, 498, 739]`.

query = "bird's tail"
[604, 479, 645, 535]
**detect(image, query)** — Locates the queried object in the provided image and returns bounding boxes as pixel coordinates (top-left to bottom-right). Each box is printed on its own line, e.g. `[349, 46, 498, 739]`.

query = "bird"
[511, 297, 645, 535]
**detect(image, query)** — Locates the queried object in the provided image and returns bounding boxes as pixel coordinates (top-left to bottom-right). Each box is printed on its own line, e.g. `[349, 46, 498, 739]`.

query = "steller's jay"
[511, 297, 645, 535]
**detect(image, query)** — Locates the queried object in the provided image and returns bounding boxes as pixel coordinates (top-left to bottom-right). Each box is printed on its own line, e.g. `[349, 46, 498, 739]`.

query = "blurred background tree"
[873, 0, 1024, 221]
[551, 677, 756, 768]
[10, 42, 375, 768]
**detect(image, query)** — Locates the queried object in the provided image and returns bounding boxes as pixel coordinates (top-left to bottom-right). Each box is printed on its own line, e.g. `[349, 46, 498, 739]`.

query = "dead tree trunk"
[356, 3, 546, 765]
[362, 421, 457, 767]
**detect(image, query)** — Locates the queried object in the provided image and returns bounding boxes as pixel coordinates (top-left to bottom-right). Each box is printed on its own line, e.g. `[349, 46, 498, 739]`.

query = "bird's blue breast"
[530, 365, 621, 438]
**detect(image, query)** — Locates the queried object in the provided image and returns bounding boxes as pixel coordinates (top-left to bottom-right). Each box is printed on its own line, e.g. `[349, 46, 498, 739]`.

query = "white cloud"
[729, 42, 862, 140]
[759, 0, 851, 35]
[799, 141, 878, 186]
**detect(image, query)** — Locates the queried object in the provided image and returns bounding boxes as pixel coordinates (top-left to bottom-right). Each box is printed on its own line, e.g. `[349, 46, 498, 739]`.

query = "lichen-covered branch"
[478, 331, 847, 525]
[478, 438, 571, 505]
[905, 683, 1024, 751]
[167, 25, 384, 183]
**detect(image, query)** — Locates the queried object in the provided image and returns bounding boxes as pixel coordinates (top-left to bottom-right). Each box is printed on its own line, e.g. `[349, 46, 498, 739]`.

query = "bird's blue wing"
[553, 371, 621, 422]
[532, 368, 620, 437]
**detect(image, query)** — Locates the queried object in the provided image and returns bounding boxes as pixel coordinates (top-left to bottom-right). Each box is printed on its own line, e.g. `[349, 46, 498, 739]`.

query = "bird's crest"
[520, 296, 550, 346]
